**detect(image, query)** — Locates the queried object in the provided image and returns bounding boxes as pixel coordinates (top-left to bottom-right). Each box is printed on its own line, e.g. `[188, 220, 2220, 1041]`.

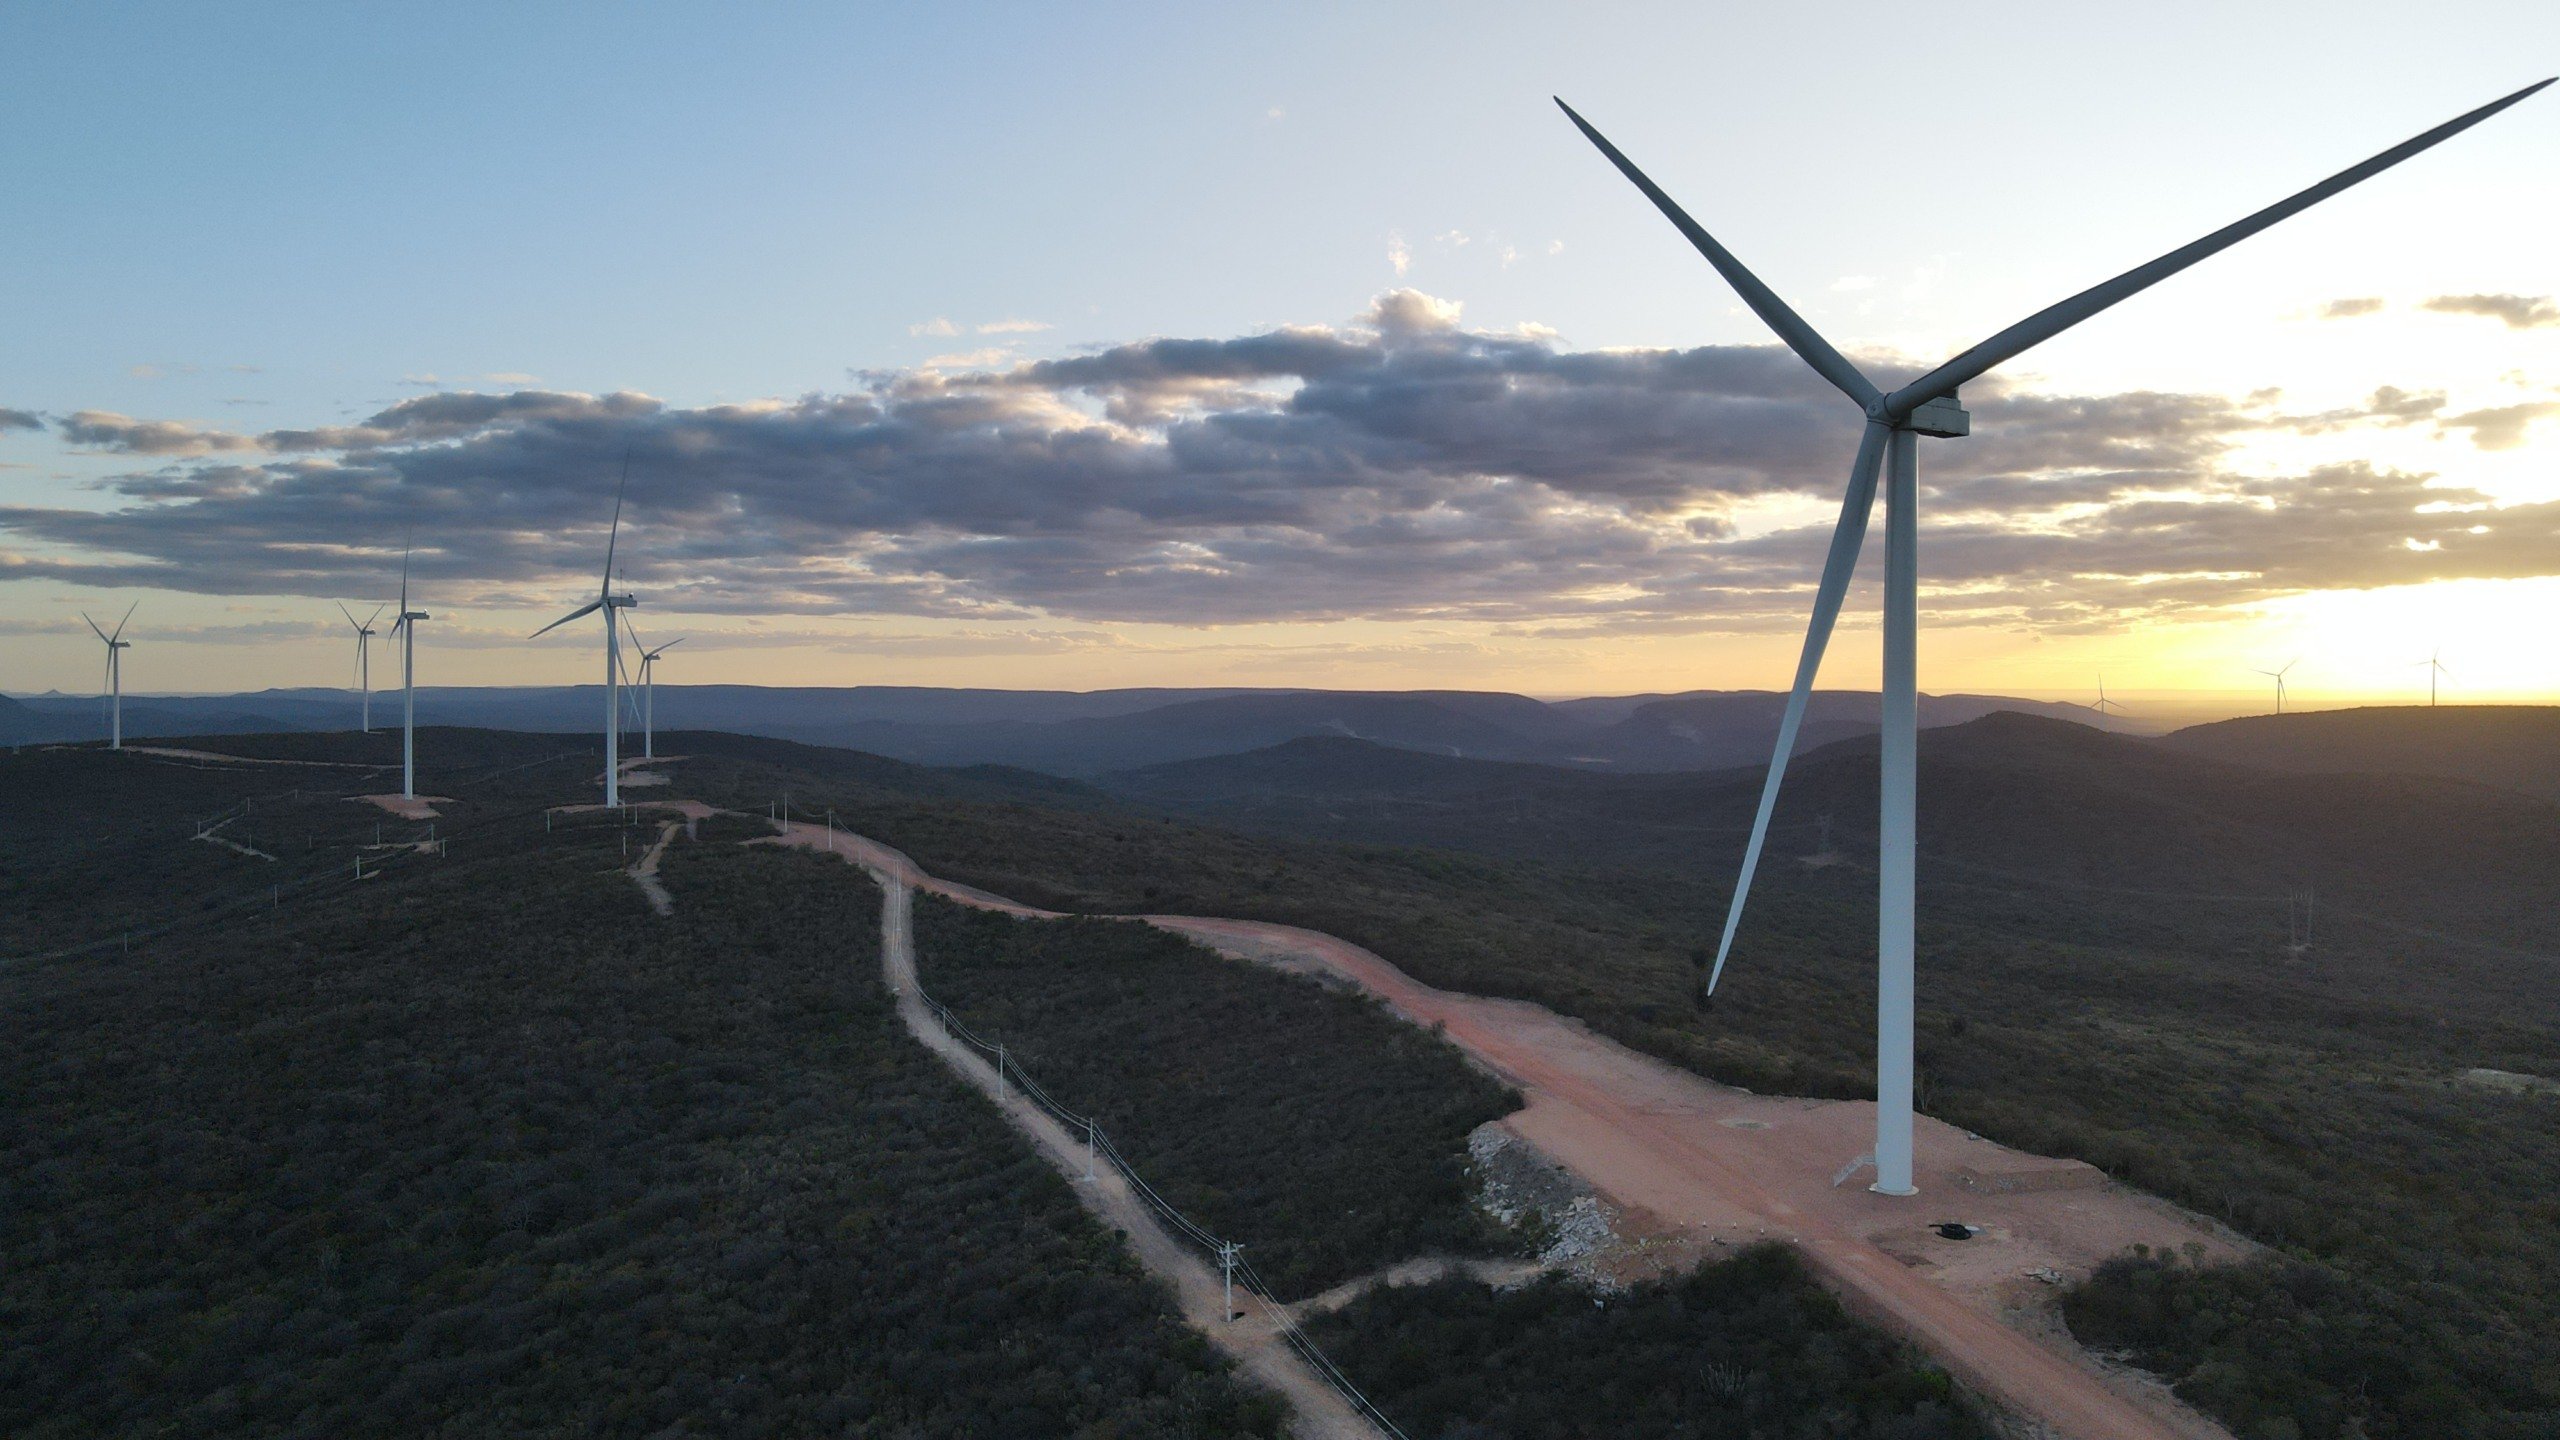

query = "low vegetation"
[664, 726, 2560, 1439]
[1304, 1244, 1987, 1439]
[25, 726, 2560, 1436]
[1, 779, 1282, 1437]
[909, 893, 1520, 1298]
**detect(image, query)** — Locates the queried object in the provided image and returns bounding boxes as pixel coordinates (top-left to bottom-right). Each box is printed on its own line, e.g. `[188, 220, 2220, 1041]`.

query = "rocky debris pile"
[1470, 1122, 1619, 1277]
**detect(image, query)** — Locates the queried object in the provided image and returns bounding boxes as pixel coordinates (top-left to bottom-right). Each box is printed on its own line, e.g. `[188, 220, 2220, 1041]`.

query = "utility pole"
[1219, 1242, 1242, 1321]
[996, 1044, 1007, 1093]
[1084, 1118, 1097, 1181]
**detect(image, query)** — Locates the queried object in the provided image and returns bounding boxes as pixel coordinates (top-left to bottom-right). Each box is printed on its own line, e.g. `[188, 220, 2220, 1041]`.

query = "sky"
[2, 1, 2556, 714]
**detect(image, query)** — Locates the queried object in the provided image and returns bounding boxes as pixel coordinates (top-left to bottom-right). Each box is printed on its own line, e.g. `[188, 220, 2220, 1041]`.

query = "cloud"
[976, 319, 1051, 335]
[1387, 231, 1411, 277]
[0, 408, 42, 432]
[6, 290, 2556, 638]
[2437, 401, 2560, 451]
[57, 410, 261, 456]
[908, 317, 960, 337]
[2320, 297, 2384, 319]
[2421, 294, 2560, 329]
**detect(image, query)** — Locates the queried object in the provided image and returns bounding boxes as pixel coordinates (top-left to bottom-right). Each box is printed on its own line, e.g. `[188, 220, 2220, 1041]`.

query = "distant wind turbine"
[390, 545, 429, 798]
[2089, 674, 2129, 720]
[81, 603, 137, 751]
[2416, 650, 2450, 707]
[1557, 76, 2550, 1198]
[532, 460, 638, 806]
[621, 614, 683, 762]
[338, 602, 386, 733]
[2255, 659, 2299, 715]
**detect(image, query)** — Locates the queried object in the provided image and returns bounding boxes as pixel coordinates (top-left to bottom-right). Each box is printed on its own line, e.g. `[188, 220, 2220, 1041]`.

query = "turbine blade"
[400, 540, 412, 612]
[82, 611, 110, 644]
[1554, 98, 1881, 409]
[1888, 77, 2555, 413]
[366, 603, 385, 629]
[110, 602, 136, 642]
[530, 598, 604, 639]
[600, 450, 631, 598]
[1709, 419, 1892, 991]
[656, 636, 685, 655]
[338, 601, 362, 631]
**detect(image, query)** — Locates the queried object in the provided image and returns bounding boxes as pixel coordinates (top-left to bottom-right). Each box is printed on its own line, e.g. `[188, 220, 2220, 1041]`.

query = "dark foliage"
[910, 895, 1520, 1298]
[1304, 1245, 1987, 1439]
[0, 777, 1281, 1438]
[647, 724, 2560, 1438]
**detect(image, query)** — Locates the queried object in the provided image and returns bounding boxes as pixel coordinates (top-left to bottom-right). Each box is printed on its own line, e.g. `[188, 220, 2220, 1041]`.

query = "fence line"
[908, 977, 1412, 1439]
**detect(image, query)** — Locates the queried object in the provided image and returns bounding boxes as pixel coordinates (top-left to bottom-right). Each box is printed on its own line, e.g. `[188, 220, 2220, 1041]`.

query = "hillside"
[1109, 712, 2560, 965]
[17, 725, 2560, 1434]
[1, 769, 1283, 1436]
[2160, 704, 2560, 800]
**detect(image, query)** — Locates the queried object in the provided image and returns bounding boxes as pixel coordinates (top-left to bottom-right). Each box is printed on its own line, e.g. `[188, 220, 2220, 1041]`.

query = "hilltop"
[2160, 704, 2560, 800]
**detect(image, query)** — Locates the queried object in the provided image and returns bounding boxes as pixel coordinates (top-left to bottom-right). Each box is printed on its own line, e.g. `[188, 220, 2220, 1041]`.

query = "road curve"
[776, 826, 1382, 1440]
[801, 823, 2228, 1440]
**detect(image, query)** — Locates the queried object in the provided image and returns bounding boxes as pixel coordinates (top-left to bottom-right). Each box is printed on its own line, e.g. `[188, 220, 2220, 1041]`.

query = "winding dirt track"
[774, 826, 1380, 1438]
[792, 823, 2233, 1440]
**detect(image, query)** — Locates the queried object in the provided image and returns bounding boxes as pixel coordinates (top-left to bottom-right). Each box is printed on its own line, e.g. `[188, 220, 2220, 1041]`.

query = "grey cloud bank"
[2, 292, 2551, 635]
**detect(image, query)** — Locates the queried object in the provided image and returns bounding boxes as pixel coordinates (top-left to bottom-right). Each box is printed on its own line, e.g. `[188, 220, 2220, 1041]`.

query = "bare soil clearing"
[792, 822, 2237, 1440]
[354, 793, 449, 819]
[125, 746, 375, 768]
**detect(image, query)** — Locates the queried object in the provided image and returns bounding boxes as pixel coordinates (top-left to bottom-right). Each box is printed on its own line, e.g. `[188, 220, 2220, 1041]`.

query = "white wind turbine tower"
[1558, 76, 2550, 1198]
[2417, 649, 2450, 707]
[620, 614, 683, 762]
[2255, 659, 2299, 715]
[532, 464, 638, 806]
[82, 603, 137, 751]
[390, 546, 430, 798]
[338, 602, 385, 733]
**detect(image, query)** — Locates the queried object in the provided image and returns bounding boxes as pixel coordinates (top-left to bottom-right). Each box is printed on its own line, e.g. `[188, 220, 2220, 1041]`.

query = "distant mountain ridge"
[0, 683, 2124, 775]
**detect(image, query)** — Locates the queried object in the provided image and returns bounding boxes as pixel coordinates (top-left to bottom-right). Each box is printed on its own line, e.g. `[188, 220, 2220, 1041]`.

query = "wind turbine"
[81, 604, 136, 750]
[532, 463, 638, 806]
[2089, 674, 2129, 721]
[390, 546, 429, 798]
[621, 613, 683, 762]
[338, 602, 385, 733]
[2416, 650, 2450, 707]
[2255, 659, 2299, 715]
[1557, 76, 2550, 1198]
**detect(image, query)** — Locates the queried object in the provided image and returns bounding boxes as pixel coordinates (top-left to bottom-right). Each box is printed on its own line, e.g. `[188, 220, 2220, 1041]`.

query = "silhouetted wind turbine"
[389, 545, 429, 798]
[338, 602, 385, 733]
[1558, 76, 2550, 1197]
[2255, 659, 2299, 715]
[2416, 650, 2450, 707]
[532, 460, 638, 806]
[81, 604, 137, 751]
[2089, 674, 2129, 720]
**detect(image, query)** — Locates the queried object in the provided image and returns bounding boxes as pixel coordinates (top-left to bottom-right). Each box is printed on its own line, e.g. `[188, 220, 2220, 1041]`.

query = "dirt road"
[802, 830, 1381, 1440]
[802, 824, 2232, 1440]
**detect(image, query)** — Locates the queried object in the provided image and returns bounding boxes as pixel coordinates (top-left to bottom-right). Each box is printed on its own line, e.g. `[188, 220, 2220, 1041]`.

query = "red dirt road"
[801, 824, 2232, 1440]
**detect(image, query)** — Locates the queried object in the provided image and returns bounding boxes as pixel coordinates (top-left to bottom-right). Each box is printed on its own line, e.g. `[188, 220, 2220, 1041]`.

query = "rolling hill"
[2159, 704, 2560, 800]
